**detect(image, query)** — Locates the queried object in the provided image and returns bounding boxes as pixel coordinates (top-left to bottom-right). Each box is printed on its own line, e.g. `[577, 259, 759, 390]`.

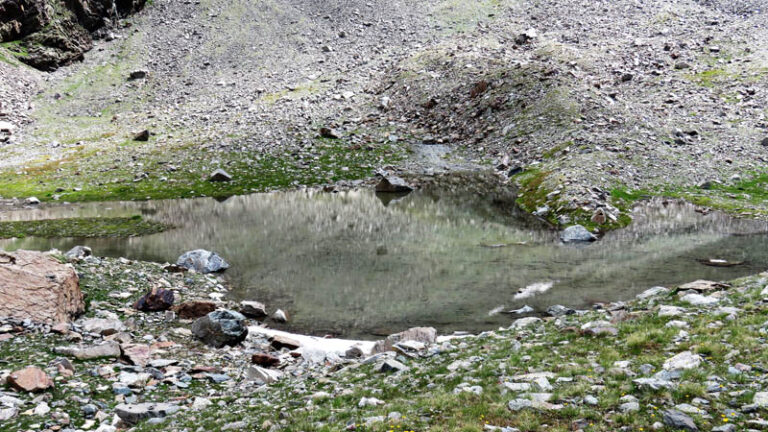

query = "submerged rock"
[559, 225, 597, 243]
[191, 309, 248, 347]
[176, 249, 229, 273]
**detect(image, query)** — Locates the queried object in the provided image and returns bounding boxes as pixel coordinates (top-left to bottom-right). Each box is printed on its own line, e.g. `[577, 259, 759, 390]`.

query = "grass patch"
[0, 139, 405, 203]
[0, 216, 168, 239]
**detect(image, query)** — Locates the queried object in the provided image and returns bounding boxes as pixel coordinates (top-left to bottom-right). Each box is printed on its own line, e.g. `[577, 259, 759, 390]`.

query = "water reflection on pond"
[2, 184, 767, 338]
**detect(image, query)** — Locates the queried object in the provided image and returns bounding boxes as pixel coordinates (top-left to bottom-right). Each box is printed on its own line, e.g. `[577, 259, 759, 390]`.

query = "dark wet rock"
[761, 137, 768, 147]
[129, 70, 149, 80]
[208, 169, 232, 182]
[173, 300, 217, 319]
[115, 402, 179, 426]
[662, 410, 698, 432]
[319, 127, 340, 139]
[547, 305, 575, 317]
[559, 225, 597, 243]
[191, 309, 248, 348]
[240, 300, 268, 318]
[252, 352, 281, 367]
[514, 28, 538, 45]
[133, 129, 151, 141]
[64, 245, 92, 261]
[379, 359, 409, 373]
[134, 288, 175, 312]
[176, 249, 229, 273]
[375, 175, 414, 193]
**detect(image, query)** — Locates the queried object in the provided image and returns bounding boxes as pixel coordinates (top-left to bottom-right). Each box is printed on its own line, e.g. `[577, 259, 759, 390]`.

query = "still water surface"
[1, 185, 767, 337]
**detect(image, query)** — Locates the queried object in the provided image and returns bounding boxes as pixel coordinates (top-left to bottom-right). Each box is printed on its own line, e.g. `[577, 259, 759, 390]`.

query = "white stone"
[358, 397, 384, 407]
[34, 402, 50, 416]
[680, 293, 719, 306]
[510, 317, 542, 330]
[637, 286, 669, 299]
[658, 305, 686, 317]
[663, 351, 702, 371]
[503, 382, 532, 392]
[666, 320, 689, 329]
[191, 397, 213, 411]
[753, 392, 768, 407]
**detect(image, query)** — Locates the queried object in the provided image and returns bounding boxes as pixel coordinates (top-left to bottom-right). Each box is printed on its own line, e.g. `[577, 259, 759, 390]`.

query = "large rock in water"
[559, 225, 597, 243]
[176, 250, 229, 273]
[0, 250, 84, 324]
[191, 310, 248, 347]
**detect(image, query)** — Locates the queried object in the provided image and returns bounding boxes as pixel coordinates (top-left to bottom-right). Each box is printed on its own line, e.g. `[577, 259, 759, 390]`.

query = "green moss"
[687, 69, 732, 88]
[0, 139, 405, 203]
[0, 216, 168, 239]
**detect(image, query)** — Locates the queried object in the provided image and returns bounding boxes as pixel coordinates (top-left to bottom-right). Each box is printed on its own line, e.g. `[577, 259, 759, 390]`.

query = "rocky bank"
[2, 248, 768, 431]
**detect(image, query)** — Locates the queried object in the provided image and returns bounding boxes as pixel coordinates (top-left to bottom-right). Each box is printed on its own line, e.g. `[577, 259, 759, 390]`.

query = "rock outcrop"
[0, 0, 146, 70]
[0, 250, 84, 324]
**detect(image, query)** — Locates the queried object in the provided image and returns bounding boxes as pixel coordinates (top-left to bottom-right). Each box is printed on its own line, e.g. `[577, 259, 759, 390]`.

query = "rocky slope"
[2, 251, 768, 432]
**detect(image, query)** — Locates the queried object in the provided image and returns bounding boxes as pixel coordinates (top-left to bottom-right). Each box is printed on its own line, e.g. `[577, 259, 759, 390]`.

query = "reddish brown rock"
[0, 250, 84, 324]
[7, 367, 54, 392]
[133, 287, 174, 312]
[173, 300, 217, 319]
[121, 344, 151, 367]
[252, 353, 280, 367]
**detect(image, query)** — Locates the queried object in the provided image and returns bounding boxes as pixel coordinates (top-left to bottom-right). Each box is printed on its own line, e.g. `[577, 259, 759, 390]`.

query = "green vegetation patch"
[0, 216, 168, 239]
[0, 138, 405, 203]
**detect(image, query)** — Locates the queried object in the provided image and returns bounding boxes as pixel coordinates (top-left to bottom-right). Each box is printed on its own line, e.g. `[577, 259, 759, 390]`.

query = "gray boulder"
[115, 403, 179, 426]
[64, 246, 92, 261]
[176, 250, 229, 273]
[375, 175, 413, 193]
[547, 305, 575, 317]
[560, 225, 597, 243]
[191, 310, 248, 348]
[662, 410, 698, 432]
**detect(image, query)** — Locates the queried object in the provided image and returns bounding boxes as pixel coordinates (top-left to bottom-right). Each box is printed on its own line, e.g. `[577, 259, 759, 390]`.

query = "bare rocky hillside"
[1, 0, 767, 228]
